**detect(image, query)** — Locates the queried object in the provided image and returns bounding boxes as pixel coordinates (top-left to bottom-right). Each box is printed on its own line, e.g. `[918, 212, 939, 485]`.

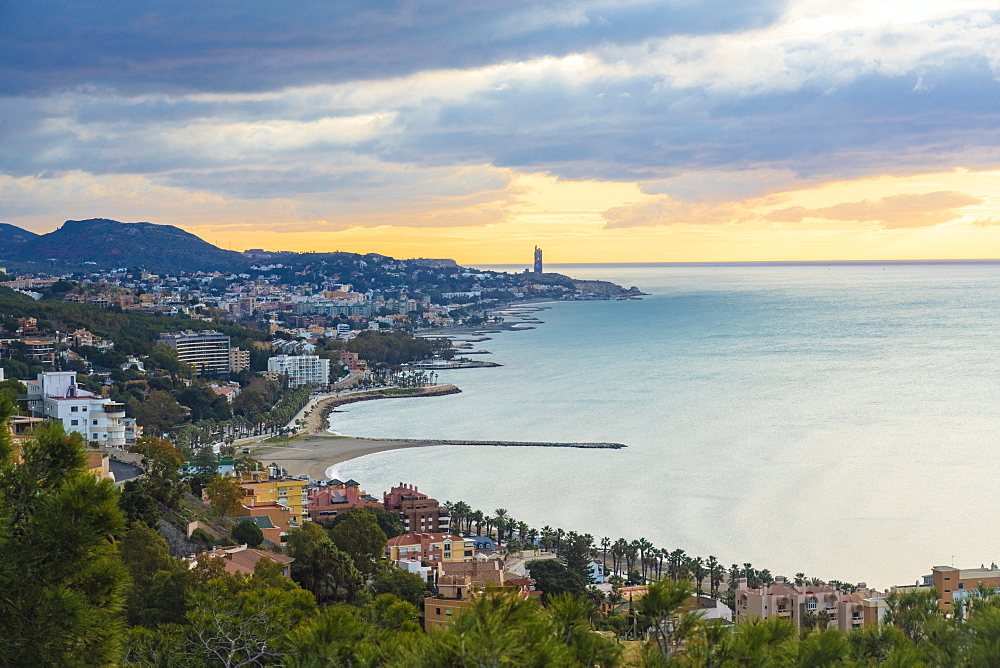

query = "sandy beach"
[247, 382, 625, 480]
[248, 384, 462, 480]
[251, 435, 443, 481]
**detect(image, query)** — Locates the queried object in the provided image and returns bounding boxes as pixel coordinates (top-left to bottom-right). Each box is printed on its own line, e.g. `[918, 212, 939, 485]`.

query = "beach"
[248, 384, 462, 479]
[251, 434, 443, 481]
[248, 381, 626, 480]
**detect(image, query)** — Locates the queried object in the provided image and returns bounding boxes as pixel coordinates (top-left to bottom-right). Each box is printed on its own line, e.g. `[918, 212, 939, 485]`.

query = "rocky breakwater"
[350, 436, 627, 449]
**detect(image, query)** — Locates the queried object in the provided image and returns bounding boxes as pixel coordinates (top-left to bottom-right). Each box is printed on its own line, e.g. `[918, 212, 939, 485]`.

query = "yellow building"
[237, 471, 309, 526]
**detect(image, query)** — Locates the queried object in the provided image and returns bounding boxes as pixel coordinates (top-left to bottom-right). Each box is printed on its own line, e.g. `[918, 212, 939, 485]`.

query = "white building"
[25, 371, 127, 447]
[266, 355, 330, 387]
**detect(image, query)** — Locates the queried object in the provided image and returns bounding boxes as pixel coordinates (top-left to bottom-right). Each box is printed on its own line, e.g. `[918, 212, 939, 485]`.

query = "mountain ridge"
[0, 218, 251, 273]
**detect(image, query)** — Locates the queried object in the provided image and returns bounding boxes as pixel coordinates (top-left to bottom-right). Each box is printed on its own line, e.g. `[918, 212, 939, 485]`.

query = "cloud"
[767, 191, 982, 228]
[1, 1, 998, 237]
[602, 196, 754, 229]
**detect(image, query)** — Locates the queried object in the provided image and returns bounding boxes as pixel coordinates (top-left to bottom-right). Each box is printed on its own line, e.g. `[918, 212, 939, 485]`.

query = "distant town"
[1, 222, 998, 665]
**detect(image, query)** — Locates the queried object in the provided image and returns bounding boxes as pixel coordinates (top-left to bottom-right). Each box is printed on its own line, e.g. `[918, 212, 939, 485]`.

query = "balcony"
[102, 403, 126, 418]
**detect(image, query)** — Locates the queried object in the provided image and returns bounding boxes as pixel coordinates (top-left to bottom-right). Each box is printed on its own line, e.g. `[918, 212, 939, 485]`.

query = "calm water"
[334, 263, 1000, 587]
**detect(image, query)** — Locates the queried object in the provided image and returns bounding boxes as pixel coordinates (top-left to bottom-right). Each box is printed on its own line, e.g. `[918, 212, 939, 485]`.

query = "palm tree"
[692, 557, 706, 602]
[795, 572, 806, 587]
[669, 549, 686, 582]
[471, 510, 484, 536]
[707, 555, 720, 597]
[601, 537, 611, 568]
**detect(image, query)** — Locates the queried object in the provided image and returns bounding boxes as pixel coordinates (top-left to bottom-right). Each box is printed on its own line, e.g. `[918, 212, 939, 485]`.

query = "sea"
[332, 262, 1000, 588]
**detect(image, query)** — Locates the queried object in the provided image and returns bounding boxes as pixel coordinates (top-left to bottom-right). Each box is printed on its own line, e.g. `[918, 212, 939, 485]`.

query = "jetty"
[349, 437, 626, 449]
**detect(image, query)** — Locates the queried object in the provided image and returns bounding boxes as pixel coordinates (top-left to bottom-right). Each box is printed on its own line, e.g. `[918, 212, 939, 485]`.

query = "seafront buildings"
[734, 577, 888, 631]
[266, 354, 330, 387]
[383, 482, 451, 533]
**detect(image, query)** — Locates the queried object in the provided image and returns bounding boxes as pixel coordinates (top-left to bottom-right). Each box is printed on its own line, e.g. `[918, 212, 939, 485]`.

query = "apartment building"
[385, 532, 475, 564]
[158, 330, 231, 375]
[229, 347, 250, 373]
[931, 564, 1000, 611]
[383, 482, 451, 534]
[735, 577, 888, 632]
[235, 470, 309, 527]
[25, 371, 127, 447]
[424, 571, 533, 631]
[307, 479, 382, 522]
[266, 354, 330, 387]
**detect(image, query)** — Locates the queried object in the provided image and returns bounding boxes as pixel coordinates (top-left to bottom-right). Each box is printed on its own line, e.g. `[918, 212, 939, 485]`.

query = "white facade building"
[26, 371, 127, 447]
[266, 355, 330, 387]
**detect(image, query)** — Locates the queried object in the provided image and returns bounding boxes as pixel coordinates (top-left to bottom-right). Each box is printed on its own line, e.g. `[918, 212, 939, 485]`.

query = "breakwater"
[348, 437, 626, 449]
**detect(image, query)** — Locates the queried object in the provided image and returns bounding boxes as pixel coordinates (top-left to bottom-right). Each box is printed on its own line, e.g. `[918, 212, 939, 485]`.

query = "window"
[71, 420, 78, 426]
[436, 608, 441, 615]
[958, 583, 964, 589]
[82, 407, 87, 412]
[445, 610, 452, 616]
[71, 406, 78, 412]
[93, 420, 98, 425]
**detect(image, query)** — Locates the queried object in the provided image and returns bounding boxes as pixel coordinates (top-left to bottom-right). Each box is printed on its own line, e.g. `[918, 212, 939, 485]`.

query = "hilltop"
[0, 218, 250, 273]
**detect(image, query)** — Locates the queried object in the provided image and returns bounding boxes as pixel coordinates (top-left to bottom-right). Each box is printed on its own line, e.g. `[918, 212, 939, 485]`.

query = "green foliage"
[119, 522, 191, 628]
[400, 591, 576, 666]
[203, 474, 244, 519]
[528, 558, 588, 600]
[323, 504, 405, 538]
[232, 519, 265, 547]
[287, 522, 362, 604]
[118, 479, 163, 528]
[0, 411, 130, 665]
[369, 562, 433, 608]
[129, 390, 186, 436]
[346, 330, 451, 367]
[327, 507, 387, 575]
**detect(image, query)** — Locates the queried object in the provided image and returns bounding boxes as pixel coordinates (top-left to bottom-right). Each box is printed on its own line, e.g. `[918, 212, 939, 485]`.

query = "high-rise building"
[158, 330, 232, 375]
[533, 246, 543, 274]
[267, 354, 330, 387]
[229, 347, 250, 373]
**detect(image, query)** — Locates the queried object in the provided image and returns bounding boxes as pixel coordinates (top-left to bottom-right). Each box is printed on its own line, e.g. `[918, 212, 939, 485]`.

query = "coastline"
[249, 382, 626, 481]
[250, 384, 464, 479]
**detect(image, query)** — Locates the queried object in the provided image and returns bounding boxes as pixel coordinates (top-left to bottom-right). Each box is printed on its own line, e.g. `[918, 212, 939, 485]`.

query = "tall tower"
[534, 246, 543, 274]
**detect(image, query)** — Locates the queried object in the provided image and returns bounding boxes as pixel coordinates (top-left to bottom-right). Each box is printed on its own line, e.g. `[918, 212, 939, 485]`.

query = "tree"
[287, 523, 362, 604]
[119, 521, 190, 628]
[399, 591, 574, 666]
[232, 519, 264, 548]
[0, 405, 130, 665]
[636, 578, 697, 659]
[204, 473, 244, 519]
[130, 390, 186, 435]
[118, 479, 162, 528]
[369, 562, 432, 608]
[527, 559, 587, 600]
[327, 507, 387, 574]
[323, 505, 403, 538]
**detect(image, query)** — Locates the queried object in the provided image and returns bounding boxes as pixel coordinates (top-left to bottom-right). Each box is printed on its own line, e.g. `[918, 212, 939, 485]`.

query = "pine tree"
[0, 399, 129, 665]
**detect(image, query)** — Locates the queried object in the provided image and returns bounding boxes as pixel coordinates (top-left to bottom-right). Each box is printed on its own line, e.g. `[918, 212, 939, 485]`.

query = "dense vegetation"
[5, 405, 1000, 666]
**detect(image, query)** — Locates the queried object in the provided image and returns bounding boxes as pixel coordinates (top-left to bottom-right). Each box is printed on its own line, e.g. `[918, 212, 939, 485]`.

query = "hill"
[0, 218, 250, 273]
[0, 223, 39, 245]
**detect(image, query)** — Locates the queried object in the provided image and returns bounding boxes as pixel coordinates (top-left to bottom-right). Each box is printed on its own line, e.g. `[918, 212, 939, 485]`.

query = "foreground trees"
[0, 398, 129, 665]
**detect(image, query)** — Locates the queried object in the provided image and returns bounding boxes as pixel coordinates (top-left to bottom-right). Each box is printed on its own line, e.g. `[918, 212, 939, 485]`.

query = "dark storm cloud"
[0, 0, 786, 96]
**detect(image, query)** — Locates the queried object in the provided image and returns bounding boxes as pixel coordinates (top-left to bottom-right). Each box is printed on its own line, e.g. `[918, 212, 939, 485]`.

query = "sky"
[1, 1, 998, 264]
